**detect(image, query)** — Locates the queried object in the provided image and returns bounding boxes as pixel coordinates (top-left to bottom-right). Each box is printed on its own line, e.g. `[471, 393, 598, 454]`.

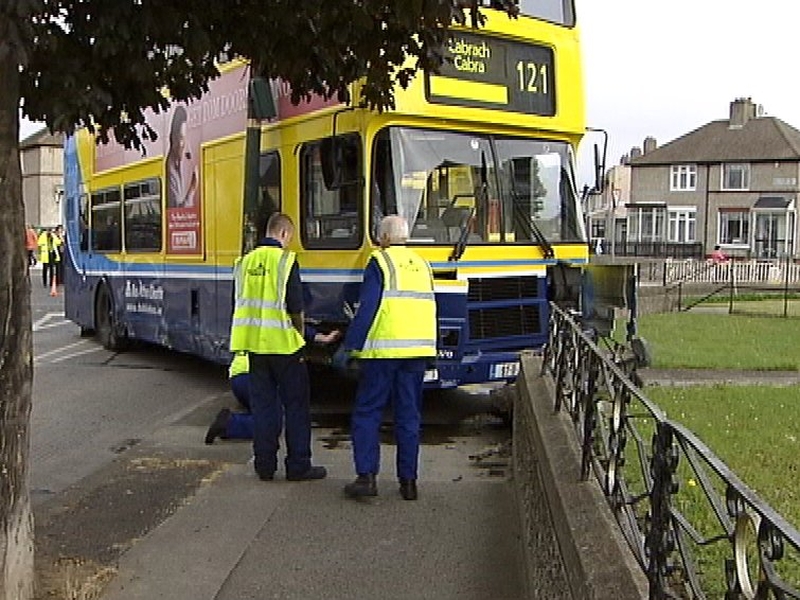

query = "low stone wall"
[513, 352, 648, 599]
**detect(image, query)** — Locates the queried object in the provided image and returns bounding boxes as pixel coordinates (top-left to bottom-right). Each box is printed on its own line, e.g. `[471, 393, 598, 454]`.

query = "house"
[21, 128, 64, 228]
[585, 158, 630, 256]
[625, 97, 798, 260]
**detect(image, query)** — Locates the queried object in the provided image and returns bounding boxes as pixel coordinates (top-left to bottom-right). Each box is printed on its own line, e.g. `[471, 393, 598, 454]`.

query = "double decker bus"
[63, 1, 589, 388]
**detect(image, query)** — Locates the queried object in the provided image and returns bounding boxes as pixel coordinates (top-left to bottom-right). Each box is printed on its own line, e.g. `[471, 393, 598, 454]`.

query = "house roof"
[630, 116, 800, 165]
[19, 127, 63, 149]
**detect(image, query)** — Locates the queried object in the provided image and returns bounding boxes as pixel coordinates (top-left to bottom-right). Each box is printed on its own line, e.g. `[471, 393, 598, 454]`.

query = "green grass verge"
[638, 385, 800, 595]
[623, 312, 800, 370]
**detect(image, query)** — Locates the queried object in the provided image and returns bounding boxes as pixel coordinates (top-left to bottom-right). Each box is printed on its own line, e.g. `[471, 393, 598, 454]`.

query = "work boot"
[399, 479, 418, 501]
[344, 474, 378, 498]
[286, 465, 327, 481]
[204, 408, 231, 445]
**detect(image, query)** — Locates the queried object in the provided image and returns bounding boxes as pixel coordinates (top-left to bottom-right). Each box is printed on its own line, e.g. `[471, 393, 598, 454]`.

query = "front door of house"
[753, 212, 785, 258]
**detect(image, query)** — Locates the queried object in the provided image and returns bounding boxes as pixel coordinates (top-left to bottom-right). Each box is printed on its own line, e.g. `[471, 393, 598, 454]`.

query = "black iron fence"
[542, 303, 800, 598]
[610, 242, 704, 260]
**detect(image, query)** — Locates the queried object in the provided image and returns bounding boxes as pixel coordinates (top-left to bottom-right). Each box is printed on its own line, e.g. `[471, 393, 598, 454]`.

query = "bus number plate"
[424, 369, 439, 382]
[490, 362, 519, 379]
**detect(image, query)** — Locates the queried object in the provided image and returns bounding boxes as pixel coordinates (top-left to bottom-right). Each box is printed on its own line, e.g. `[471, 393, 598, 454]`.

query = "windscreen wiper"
[449, 153, 485, 262]
[508, 162, 555, 259]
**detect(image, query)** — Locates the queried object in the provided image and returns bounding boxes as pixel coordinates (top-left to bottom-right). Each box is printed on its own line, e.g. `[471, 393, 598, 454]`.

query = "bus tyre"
[95, 285, 127, 351]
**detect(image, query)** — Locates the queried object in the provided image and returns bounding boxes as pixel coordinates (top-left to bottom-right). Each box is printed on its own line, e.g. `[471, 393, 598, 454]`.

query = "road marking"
[50, 346, 105, 363]
[34, 340, 91, 363]
[33, 313, 70, 332]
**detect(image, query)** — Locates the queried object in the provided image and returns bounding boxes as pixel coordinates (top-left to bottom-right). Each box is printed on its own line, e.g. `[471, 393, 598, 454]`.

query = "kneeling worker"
[207, 326, 341, 444]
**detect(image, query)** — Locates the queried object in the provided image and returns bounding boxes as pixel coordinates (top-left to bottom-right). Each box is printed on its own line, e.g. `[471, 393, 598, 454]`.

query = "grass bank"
[625, 312, 800, 370]
[639, 385, 800, 595]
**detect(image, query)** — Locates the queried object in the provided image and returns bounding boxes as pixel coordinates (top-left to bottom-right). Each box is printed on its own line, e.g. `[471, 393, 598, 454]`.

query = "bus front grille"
[468, 304, 542, 340]
[467, 276, 539, 302]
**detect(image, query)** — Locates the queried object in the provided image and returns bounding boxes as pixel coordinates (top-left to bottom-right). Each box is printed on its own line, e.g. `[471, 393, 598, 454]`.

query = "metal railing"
[541, 303, 800, 598]
[611, 242, 704, 260]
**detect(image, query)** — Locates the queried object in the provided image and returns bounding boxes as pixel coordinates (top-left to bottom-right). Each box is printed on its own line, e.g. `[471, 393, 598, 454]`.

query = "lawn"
[624, 311, 800, 370]
[604, 307, 800, 593]
[645, 385, 799, 522]
[639, 385, 800, 595]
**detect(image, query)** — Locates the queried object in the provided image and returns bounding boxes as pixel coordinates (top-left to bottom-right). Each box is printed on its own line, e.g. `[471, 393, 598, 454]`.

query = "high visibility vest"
[228, 352, 249, 378]
[354, 246, 437, 359]
[229, 246, 305, 355]
[37, 232, 62, 264]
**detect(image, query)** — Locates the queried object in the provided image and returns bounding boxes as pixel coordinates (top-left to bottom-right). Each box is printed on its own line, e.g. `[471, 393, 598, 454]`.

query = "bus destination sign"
[426, 32, 555, 116]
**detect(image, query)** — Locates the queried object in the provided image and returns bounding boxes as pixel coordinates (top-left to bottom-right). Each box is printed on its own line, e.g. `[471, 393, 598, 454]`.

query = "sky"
[576, 0, 800, 185]
[20, 0, 800, 189]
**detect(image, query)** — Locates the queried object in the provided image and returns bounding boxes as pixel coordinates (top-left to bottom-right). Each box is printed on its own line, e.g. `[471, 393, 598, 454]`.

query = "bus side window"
[91, 187, 122, 253]
[79, 193, 89, 251]
[123, 178, 162, 252]
[300, 135, 362, 250]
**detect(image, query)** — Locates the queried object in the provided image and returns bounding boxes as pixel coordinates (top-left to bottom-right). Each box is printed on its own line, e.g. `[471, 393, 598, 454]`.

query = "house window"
[667, 207, 696, 243]
[722, 163, 749, 190]
[627, 206, 666, 242]
[670, 165, 697, 191]
[590, 218, 605, 239]
[718, 209, 749, 245]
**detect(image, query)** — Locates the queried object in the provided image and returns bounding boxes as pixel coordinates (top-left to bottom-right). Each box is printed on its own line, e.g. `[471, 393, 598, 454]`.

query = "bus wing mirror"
[594, 143, 603, 193]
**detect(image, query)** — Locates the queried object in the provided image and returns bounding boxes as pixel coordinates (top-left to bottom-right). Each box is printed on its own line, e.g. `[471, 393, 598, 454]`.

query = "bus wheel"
[95, 285, 126, 351]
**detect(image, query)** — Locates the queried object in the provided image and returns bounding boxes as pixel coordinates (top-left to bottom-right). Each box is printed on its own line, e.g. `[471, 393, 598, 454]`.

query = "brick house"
[625, 98, 798, 260]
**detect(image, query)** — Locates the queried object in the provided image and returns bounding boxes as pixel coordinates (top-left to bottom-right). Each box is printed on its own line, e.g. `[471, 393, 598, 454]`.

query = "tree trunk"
[0, 13, 35, 600]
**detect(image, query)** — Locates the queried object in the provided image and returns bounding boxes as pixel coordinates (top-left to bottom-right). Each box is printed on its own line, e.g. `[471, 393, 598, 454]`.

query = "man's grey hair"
[378, 215, 409, 245]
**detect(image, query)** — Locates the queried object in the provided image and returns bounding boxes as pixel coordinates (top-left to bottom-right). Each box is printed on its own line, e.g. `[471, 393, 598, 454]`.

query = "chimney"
[620, 154, 629, 165]
[630, 146, 642, 160]
[729, 97, 757, 128]
[643, 136, 657, 154]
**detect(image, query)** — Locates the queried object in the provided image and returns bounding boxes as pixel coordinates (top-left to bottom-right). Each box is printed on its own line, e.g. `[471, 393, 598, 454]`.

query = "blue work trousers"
[226, 413, 254, 440]
[230, 374, 251, 411]
[248, 351, 312, 478]
[226, 374, 254, 439]
[351, 357, 426, 481]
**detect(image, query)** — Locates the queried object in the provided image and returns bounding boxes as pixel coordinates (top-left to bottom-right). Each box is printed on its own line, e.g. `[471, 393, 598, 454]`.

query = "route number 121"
[516, 61, 548, 94]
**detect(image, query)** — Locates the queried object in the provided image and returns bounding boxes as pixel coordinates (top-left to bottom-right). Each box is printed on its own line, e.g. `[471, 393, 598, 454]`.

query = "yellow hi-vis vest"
[354, 246, 437, 359]
[228, 352, 249, 378]
[229, 246, 305, 355]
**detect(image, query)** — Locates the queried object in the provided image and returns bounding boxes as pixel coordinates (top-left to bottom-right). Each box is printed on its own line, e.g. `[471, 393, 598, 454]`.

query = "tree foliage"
[21, 0, 516, 149]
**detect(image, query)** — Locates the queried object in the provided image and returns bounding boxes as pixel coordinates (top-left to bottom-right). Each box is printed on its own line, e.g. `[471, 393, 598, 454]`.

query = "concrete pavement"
[96, 402, 533, 600]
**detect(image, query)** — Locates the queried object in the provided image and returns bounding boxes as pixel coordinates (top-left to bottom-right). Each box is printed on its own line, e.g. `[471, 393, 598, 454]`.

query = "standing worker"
[37, 228, 58, 289]
[229, 213, 327, 482]
[334, 215, 437, 501]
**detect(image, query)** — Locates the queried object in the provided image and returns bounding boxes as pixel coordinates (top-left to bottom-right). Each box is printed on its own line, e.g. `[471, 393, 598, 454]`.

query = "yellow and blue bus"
[63, 1, 589, 388]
